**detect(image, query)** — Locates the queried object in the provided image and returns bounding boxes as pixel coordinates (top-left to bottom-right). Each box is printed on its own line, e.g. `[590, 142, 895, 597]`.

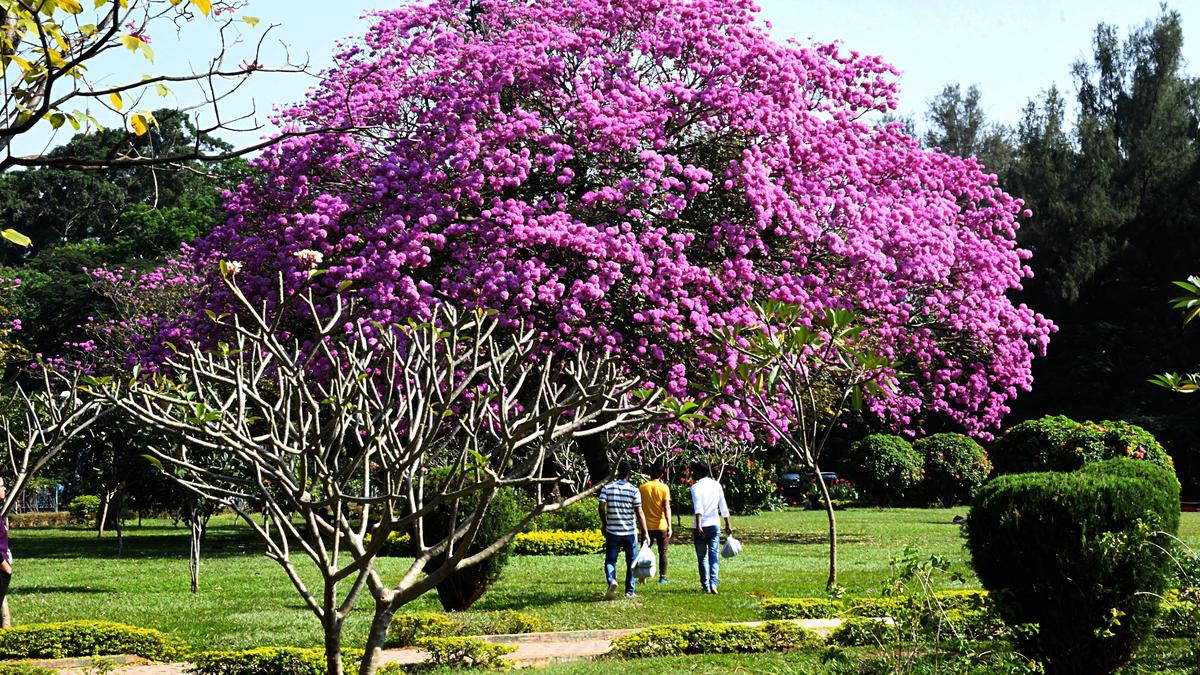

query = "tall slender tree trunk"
[97, 491, 112, 538]
[812, 464, 838, 591]
[322, 584, 345, 675]
[189, 520, 203, 593]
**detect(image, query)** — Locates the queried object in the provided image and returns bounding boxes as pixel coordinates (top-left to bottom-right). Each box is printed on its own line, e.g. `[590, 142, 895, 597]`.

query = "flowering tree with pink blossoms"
[179, 0, 1051, 462]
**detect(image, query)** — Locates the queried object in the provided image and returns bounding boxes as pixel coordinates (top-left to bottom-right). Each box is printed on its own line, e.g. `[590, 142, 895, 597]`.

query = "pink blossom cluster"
[175, 0, 1053, 436]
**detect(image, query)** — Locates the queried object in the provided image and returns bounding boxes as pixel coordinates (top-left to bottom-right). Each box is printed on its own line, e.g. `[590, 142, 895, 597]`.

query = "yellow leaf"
[6, 55, 31, 72]
[242, 16, 260, 27]
[130, 113, 148, 136]
[189, 0, 212, 16]
[109, 92, 123, 110]
[58, 0, 83, 14]
[119, 34, 141, 52]
[154, 83, 169, 97]
[94, 0, 105, 8]
[2, 230, 32, 248]
[80, 23, 97, 37]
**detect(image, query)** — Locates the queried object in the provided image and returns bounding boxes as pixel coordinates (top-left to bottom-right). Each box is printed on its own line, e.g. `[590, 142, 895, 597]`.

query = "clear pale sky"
[13, 0, 1200, 157]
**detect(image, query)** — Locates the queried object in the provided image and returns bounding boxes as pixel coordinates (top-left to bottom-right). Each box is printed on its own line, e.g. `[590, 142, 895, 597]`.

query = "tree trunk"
[189, 520, 203, 593]
[115, 491, 125, 556]
[813, 466, 838, 591]
[575, 434, 610, 487]
[359, 601, 396, 675]
[322, 585, 345, 675]
[97, 492, 111, 538]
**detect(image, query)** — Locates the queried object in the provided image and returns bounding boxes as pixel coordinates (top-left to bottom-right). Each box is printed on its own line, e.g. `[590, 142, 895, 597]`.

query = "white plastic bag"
[632, 543, 656, 579]
[721, 535, 742, 559]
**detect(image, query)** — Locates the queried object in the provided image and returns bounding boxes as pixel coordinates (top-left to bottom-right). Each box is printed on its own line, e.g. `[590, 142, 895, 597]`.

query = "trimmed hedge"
[415, 636, 514, 670]
[388, 610, 550, 647]
[186, 647, 363, 675]
[512, 530, 604, 556]
[0, 621, 188, 661]
[609, 621, 822, 658]
[915, 433, 991, 505]
[8, 512, 69, 529]
[758, 597, 843, 619]
[967, 459, 1180, 674]
[845, 434, 923, 505]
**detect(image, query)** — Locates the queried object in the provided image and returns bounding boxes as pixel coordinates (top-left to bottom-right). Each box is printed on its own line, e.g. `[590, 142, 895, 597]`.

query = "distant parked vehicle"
[777, 471, 841, 505]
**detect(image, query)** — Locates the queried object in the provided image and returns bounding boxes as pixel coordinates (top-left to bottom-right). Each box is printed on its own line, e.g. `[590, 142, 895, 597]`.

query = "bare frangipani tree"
[89, 275, 661, 675]
[709, 302, 896, 591]
[0, 367, 106, 626]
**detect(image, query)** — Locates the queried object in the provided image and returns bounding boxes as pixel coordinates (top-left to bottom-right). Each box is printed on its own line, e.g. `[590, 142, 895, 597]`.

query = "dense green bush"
[512, 530, 604, 555]
[844, 434, 923, 505]
[66, 495, 101, 525]
[967, 459, 1180, 674]
[186, 647, 360, 675]
[527, 498, 600, 532]
[758, 597, 844, 619]
[915, 433, 991, 505]
[421, 469, 524, 611]
[414, 636, 514, 670]
[991, 416, 1174, 476]
[718, 457, 776, 515]
[610, 621, 820, 658]
[0, 621, 188, 661]
[367, 531, 412, 557]
[1069, 420, 1174, 473]
[989, 414, 1080, 474]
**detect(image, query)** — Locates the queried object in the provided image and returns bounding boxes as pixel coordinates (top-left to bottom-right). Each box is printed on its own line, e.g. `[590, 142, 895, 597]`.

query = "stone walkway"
[44, 618, 844, 673]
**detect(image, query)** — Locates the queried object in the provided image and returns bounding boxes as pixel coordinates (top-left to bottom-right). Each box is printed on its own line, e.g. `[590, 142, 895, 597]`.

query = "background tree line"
[921, 8, 1200, 495]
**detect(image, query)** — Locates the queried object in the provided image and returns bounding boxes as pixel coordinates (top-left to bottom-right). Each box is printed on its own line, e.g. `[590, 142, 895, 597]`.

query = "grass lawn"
[9, 508, 1200, 653]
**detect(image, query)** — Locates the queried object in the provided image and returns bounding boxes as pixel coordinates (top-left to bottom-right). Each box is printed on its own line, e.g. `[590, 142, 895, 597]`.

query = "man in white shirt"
[689, 461, 733, 594]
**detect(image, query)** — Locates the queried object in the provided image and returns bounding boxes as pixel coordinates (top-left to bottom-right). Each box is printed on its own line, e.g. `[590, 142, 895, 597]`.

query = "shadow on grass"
[15, 585, 115, 595]
[722, 530, 873, 545]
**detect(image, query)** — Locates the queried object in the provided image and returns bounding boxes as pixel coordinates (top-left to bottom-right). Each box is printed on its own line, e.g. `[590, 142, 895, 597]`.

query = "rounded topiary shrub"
[915, 433, 992, 505]
[966, 458, 1180, 675]
[1067, 420, 1174, 473]
[844, 434, 923, 505]
[989, 414, 1082, 474]
[420, 469, 524, 612]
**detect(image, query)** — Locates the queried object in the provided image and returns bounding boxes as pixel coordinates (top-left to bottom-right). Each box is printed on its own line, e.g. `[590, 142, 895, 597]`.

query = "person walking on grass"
[599, 460, 650, 599]
[638, 463, 672, 585]
[689, 461, 732, 594]
[0, 479, 12, 627]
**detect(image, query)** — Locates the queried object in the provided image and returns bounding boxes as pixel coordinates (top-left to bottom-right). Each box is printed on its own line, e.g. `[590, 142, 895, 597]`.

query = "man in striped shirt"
[598, 460, 650, 599]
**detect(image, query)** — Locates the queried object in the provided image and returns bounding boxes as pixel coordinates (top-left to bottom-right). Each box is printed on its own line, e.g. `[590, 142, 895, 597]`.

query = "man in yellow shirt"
[638, 463, 672, 584]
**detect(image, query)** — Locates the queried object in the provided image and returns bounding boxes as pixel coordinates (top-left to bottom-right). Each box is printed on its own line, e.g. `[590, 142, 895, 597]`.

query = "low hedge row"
[416, 636, 514, 671]
[388, 610, 550, 647]
[760, 590, 1002, 640]
[609, 621, 822, 658]
[0, 621, 188, 662]
[185, 647, 364, 675]
[7, 512, 70, 529]
[0, 665, 53, 675]
[512, 530, 604, 556]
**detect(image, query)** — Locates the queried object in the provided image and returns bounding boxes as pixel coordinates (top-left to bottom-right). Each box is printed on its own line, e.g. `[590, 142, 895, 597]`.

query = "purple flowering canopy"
[177, 0, 1053, 436]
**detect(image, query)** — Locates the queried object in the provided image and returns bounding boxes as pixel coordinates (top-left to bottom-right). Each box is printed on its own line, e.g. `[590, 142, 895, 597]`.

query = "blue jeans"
[694, 525, 720, 590]
[604, 532, 638, 595]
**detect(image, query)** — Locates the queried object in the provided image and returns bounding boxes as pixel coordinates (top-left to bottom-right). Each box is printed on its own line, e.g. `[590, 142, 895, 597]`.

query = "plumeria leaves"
[1, 229, 32, 247]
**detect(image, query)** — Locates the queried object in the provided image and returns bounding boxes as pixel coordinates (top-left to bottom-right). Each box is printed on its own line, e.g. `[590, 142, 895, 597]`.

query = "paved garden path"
[44, 618, 844, 673]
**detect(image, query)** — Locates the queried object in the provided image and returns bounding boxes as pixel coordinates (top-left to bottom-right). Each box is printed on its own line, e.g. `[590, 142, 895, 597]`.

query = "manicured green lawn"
[9, 508, 1200, 653]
